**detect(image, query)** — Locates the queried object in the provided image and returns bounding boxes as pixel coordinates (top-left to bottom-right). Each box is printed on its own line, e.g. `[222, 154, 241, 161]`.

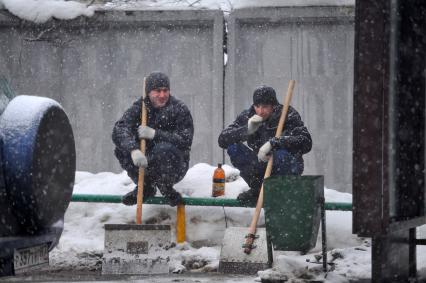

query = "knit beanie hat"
[253, 85, 278, 106]
[145, 72, 170, 94]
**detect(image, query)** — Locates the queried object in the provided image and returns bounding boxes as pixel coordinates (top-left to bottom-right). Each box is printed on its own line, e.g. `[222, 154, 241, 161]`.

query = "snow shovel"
[102, 78, 172, 275]
[219, 80, 295, 275]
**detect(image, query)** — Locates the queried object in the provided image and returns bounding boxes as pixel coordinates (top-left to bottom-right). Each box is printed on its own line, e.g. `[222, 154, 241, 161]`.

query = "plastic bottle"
[212, 163, 225, 197]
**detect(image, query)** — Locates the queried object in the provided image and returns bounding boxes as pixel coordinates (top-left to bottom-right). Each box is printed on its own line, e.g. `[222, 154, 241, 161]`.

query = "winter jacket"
[218, 104, 312, 155]
[112, 95, 194, 164]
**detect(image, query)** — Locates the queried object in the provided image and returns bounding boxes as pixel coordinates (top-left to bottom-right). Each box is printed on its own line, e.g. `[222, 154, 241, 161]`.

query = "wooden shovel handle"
[243, 80, 295, 254]
[136, 78, 148, 225]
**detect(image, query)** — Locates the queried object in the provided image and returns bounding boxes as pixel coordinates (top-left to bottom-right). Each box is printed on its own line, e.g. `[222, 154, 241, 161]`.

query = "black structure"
[353, 1, 426, 281]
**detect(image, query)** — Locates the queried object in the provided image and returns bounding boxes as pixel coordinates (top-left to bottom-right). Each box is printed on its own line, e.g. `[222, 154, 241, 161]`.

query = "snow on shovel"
[219, 80, 295, 275]
[102, 77, 172, 275]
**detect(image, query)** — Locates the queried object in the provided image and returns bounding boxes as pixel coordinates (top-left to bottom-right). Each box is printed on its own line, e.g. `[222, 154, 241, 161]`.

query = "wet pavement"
[0, 269, 259, 283]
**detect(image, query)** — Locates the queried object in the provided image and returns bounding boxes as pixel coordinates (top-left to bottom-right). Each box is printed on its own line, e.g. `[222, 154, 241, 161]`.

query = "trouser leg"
[227, 144, 303, 193]
[114, 148, 156, 199]
[227, 143, 265, 192]
[271, 149, 304, 176]
[145, 142, 188, 206]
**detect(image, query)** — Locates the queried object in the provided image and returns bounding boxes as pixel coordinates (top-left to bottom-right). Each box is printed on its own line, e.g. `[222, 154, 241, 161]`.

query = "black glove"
[237, 188, 259, 206]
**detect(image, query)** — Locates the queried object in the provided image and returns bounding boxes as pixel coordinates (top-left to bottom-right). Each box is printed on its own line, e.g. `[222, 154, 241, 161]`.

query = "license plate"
[14, 244, 49, 273]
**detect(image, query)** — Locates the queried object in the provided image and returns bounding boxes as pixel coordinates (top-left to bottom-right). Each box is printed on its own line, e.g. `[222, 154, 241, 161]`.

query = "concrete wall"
[226, 6, 354, 192]
[0, 10, 224, 173]
[0, 6, 355, 192]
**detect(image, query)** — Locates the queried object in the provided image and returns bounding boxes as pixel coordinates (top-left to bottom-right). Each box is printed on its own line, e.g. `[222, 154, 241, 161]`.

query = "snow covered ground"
[42, 163, 366, 282]
[39, 162, 426, 282]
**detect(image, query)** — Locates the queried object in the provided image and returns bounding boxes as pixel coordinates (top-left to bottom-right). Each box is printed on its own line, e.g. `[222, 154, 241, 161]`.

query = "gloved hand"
[138, 125, 156, 140]
[257, 141, 272, 162]
[247, 114, 263, 135]
[131, 149, 148, 168]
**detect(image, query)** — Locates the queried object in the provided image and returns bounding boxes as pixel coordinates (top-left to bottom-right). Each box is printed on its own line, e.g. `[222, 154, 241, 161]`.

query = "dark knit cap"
[145, 72, 170, 94]
[253, 85, 278, 106]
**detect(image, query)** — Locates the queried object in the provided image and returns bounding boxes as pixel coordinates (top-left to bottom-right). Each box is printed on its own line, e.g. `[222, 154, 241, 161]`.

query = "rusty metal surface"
[353, 1, 391, 236]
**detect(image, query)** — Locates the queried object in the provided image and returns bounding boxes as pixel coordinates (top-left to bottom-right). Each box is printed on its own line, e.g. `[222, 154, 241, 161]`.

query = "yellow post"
[176, 204, 186, 243]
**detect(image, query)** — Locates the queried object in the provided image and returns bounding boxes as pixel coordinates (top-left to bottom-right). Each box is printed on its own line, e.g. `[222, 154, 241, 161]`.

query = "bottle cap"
[218, 163, 222, 168]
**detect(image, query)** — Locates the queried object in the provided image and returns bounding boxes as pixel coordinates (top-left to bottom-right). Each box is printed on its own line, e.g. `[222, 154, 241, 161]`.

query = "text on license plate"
[14, 244, 49, 273]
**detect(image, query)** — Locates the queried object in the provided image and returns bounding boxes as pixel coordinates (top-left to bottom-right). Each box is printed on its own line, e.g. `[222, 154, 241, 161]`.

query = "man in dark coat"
[112, 72, 194, 207]
[218, 85, 312, 205]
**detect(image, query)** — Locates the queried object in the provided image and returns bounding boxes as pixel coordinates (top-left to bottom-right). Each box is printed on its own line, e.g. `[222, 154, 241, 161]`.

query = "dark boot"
[237, 187, 260, 206]
[157, 184, 183, 207]
[122, 185, 156, 206]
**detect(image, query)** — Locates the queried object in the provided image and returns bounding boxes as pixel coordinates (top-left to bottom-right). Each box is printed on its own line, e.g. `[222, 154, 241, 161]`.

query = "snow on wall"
[0, 0, 94, 24]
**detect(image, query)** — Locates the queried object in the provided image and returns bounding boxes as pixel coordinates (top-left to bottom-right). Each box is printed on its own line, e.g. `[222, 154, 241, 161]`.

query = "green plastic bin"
[263, 175, 324, 253]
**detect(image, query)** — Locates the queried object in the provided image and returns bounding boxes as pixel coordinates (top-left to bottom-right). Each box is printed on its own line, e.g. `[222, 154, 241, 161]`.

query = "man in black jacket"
[112, 72, 194, 207]
[218, 85, 312, 205]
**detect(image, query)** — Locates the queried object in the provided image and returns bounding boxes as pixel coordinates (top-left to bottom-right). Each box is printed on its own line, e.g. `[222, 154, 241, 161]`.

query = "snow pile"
[0, 0, 94, 24]
[65, 163, 259, 252]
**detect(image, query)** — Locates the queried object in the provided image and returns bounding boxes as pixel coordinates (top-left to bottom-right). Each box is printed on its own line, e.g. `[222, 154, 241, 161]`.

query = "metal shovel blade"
[102, 224, 172, 275]
[219, 227, 269, 274]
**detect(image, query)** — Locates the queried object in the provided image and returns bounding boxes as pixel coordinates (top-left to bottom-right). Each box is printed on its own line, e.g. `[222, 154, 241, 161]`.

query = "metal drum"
[0, 95, 76, 235]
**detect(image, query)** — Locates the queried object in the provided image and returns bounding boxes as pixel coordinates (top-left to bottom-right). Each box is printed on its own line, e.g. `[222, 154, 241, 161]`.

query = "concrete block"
[102, 224, 172, 275]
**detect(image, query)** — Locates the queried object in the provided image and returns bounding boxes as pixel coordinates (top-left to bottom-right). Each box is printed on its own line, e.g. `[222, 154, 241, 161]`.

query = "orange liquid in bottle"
[212, 163, 225, 197]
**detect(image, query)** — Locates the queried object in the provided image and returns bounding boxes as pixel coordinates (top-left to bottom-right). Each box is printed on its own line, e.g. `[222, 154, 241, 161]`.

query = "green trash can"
[263, 175, 324, 253]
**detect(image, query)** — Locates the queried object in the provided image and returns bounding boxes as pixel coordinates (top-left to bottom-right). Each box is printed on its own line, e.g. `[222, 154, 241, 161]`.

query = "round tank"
[0, 95, 76, 235]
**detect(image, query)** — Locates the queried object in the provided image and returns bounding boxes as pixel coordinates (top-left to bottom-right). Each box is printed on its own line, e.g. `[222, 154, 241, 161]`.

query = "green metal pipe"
[71, 194, 352, 211]
[71, 194, 122, 203]
[324, 202, 352, 211]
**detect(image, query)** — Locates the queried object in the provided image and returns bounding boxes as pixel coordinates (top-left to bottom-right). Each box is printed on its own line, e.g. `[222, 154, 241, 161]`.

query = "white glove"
[257, 141, 272, 162]
[247, 114, 263, 135]
[138, 125, 155, 140]
[131, 150, 148, 168]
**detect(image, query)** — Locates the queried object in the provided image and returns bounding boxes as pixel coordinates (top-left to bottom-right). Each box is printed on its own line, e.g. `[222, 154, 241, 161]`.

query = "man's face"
[148, 87, 170, 108]
[254, 104, 274, 120]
